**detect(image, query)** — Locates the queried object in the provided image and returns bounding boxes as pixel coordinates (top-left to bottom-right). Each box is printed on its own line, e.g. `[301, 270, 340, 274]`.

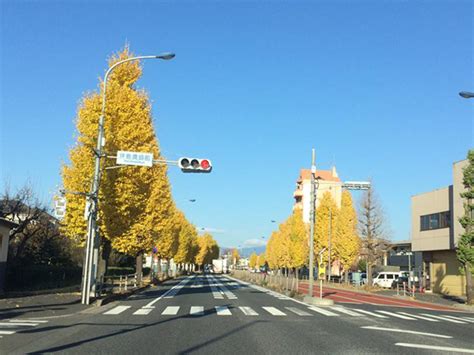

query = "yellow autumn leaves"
[61, 47, 218, 266]
[265, 191, 360, 274]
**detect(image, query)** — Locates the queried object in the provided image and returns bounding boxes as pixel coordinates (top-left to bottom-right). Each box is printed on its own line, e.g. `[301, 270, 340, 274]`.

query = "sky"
[1, 1, 473, 250]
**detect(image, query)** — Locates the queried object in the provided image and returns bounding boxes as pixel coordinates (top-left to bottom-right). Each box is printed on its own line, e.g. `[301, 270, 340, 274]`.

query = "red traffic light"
[178, 157, 212, 173]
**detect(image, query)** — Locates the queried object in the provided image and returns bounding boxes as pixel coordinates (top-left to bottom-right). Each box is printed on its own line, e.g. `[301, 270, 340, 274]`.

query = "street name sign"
[117, 151, 154, 167]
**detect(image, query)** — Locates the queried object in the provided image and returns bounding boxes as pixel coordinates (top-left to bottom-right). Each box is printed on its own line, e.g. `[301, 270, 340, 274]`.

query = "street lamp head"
[156, 52, 175, 60]
[459, 91, 474, 99]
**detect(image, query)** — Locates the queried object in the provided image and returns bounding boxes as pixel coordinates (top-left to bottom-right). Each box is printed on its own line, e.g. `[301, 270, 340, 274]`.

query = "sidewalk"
[376, 289, 472, 312]
[0, 292, 87, 320]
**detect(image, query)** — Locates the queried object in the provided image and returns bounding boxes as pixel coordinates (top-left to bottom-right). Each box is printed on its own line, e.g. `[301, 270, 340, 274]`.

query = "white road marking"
[239, 306, 258, 316]
[443, 315, 474, 323]
[263, 307, 286, 316]
[361, 326, 452, 338]
[330, 307, 362, 317]
[162, 306, 180, 315]
[285, 307, 312, 316]
[133, 308, 153, 315]
[0, 322, 38, 327]
[215, 306, 232, 316]
[376, 310, 415, 320]
[9, 319, 48, 323]
[395, 343, 474, 353]
[420, 313, 468, 324]
[397, 312, 439, 322]
[351, 309, 388, 318]
[209, 275, 238, 299]
[308, 306, 339, 317]
[103, 306, 131, 315]
[143, 276, 194, 308]
[0, 331, 15, 335]
[190, 306, 204, 316]
[461, 316, 474, 322]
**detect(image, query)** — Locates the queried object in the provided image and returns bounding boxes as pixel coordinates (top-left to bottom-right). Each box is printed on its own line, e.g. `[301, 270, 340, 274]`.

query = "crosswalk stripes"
[104, 305, 131, 315]
[420, 314, 468, 324]
[133, 308, 152, 315]
[263, 307, 286, 316]
[445, 315, 474, 323]
[100, 303, 474, 327]
[376, 311, 416, 320]
[0, 319, 48, 338]
[239, 306, 259, 316]
[351, 309, 388, 318]
[397, 312, 439, 322]
[190, 306, 204, 316]
[285, 307, 312, 316]
[308, 306, 339, 317]
[162, 306, 180, 315]
[331, 307, 362, 317]
[215, 306, 232, 316]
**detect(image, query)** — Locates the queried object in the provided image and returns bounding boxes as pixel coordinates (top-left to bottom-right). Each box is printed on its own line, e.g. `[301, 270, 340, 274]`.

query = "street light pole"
[81, 52, 175, 305]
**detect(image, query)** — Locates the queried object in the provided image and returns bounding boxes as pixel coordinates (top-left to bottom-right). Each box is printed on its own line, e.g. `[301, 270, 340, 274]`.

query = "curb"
[94, 284, 150, 307]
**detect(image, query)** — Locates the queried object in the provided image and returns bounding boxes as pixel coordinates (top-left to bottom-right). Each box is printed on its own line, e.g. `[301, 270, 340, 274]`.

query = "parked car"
[372, 271, 400, 288]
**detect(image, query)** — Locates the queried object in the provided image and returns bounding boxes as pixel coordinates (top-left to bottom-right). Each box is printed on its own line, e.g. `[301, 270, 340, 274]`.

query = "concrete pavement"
[0, 274, 472, 354]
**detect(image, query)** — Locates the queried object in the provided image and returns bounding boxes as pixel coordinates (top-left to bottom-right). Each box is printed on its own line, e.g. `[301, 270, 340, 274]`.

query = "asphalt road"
[0, 274, 473, 354]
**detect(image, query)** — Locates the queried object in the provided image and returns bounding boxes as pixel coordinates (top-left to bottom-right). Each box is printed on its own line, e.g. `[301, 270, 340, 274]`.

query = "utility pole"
[304, 149, 333, 306]
[328, 207, 332, 282]
[308, 149, 316, 298]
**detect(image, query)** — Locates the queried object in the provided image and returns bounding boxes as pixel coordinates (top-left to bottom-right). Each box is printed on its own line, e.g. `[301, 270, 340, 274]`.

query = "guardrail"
[233, 270, 299, 294]
[396, 281, 416, 298]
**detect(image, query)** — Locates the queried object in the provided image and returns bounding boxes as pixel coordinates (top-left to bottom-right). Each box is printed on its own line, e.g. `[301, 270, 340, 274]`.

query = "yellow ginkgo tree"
[62, 47, 176, 276]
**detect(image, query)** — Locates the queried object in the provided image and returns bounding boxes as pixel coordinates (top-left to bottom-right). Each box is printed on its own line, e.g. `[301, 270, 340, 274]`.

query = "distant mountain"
[220, 245, 266, 258]
[239, 246, 265, 258]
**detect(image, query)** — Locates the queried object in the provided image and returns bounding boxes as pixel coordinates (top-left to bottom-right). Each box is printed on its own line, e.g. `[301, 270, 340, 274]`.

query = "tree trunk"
[466, 263, 473, 305]
[367, 263, 373, 286]
[136, 252, 143, 286]
[102, 239, 112, 277]
[344, 270, 349, 284]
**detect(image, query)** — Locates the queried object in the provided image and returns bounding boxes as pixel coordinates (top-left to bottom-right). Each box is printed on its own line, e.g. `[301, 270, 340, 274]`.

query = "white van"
[372, 272, 400, 288]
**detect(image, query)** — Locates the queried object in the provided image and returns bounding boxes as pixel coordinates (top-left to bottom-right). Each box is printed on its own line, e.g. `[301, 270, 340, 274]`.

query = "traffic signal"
[178, 157, 212, 173]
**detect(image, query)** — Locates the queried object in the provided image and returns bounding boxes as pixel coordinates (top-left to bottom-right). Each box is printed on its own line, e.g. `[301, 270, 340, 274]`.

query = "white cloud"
[243, 239, 266, 247]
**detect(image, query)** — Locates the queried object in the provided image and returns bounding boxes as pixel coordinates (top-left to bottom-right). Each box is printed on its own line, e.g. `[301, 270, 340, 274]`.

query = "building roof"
[298, 169, 341, 182]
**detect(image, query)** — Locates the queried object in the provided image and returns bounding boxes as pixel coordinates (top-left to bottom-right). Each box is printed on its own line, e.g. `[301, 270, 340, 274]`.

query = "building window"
[420, 211, 450, 231]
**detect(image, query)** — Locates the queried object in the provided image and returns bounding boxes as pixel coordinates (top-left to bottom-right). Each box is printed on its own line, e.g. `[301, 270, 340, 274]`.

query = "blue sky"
[1, 1, 473, 249]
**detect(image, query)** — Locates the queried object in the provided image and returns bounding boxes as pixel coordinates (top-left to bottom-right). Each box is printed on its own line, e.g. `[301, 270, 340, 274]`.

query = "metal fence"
[97, 273, 141, 295]
[232, 270, 299, 294]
